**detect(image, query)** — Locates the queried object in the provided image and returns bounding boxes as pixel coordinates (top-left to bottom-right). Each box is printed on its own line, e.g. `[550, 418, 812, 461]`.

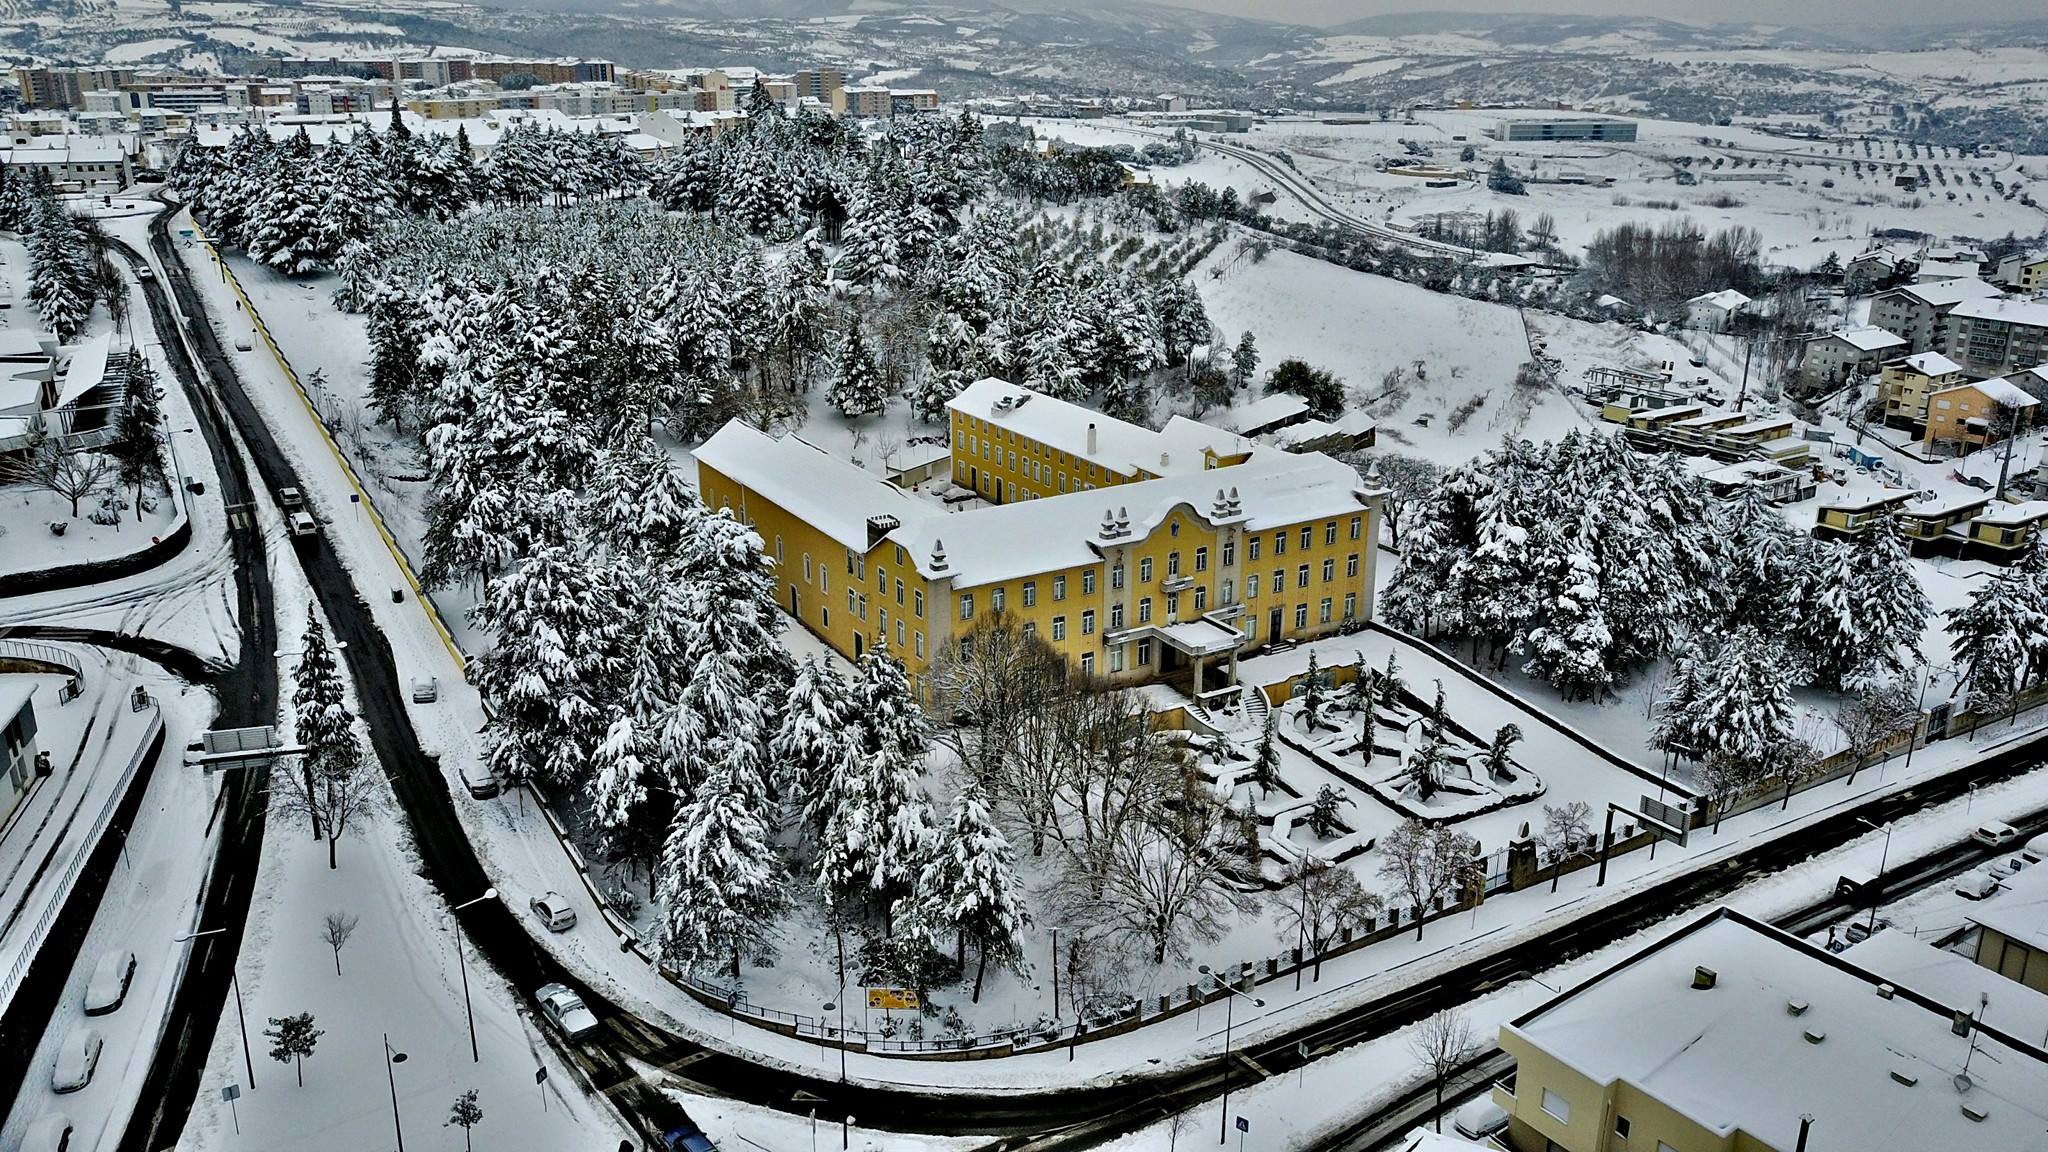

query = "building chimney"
[1692, 966, 1717, 991]
[1087, 422, 1098, 454]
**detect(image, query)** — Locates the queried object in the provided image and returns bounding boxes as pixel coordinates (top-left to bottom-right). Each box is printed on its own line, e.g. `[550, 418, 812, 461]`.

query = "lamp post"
[1048, 925, 1061, 1017]
[450, 888, 497, 1063]
[384, 1033, 409, 1152]
[821, 1001, 847, 1084]
[1858, 817, 1893, 939]
[176, 928, 254, 1090]
[1198, 964, 1265, 1144]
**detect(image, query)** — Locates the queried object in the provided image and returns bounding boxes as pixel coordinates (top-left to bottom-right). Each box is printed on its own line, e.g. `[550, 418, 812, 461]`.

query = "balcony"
[1160, 572, 1192, 594]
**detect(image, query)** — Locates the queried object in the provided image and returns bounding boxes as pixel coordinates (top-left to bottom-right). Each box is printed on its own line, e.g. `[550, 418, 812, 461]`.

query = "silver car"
[530, 892, 577, 933]
[535, 983, 598, 1040]
[52, 1030, 103, 1094]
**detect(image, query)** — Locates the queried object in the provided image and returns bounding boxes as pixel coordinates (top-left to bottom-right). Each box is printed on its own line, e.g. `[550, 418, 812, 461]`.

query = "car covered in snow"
[84, 950, 136, 1016]
[535, 983, 598, 1040]
[530, 892, 576, 933]
[1956, 868, 2003, 900]
[2025, 832, 2048, 864]
[661, 1121, 719, 1152]
[1453, 1098, 1509, 1140]
[51, 1030, 103, 1093]
[22, 1113, 74, 1152]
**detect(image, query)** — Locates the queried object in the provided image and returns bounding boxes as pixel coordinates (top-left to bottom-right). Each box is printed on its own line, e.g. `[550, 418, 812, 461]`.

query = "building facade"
[1486, 116, 1637, 142]
[1878, 350, 1965, 427]
[1923, 376, 2037, 454]
[1800, 325, 1907, 387]
[1867, 277, 2002, 354]
[1946, 296, 2048, 379]
[1, 683, 39, 828]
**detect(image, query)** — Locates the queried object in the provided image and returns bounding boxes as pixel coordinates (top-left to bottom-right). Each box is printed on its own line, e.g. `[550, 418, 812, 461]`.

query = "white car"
[535, 983, 598, 1040]
[51, 1030, 103, 1094]
[287, 510, 318, 538]
[1956, 868, 2003, 901]
[1453, 1098, 1509, 1140]
[530, 892, 576, 933]
[23, 1113, 74, 1152]
[1972, 822, 2019, 848]
[84, 950, 136, 1016]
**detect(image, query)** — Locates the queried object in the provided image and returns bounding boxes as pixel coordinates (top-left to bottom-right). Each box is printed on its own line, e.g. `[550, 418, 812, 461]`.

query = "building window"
[1110, 645, 1126, 673]
[846, 548, 857, 574]
[1166, 592, 1180, 617]
[915, 631, 924, 658]
[960, 593, 975, 620]
[1022, 582, 1037, 608]
[1051, 616, 1067, 641]
[879, 608, 889, 635]
[1245, 615, 1256, 640]
[914, 589, 925, 618]
[1247, 574, 1260, 599]
[1540, 1090, 1570, 1124]
[1343, 593, 1356, 620]
[1193, 586, 1207, 611]
[1080, 652, 1095, 676]
[1350, 516, 1363, 541]
[1322, 558, 1335, 583]
[1081, 609, 1095, 635]
[1136, 639, 1153, 665]
[1138, 598, 1153, 623]
[858, 595, 868, 620]
[1111, 603, 1125, 628]
[1248, 538, 1261, 562]
[896, 578, 905, 605]
[1082, 571, 1095, 595]
[821, 605, 830, 628]
[804, 554, 814, 582]
[991, 588, 1006, 612]
[1324, 522, 1337, 546]
[1140, 557, 1154, 582]
[1319, 597, 1332, 623]
[1222, 539, 1236, 567]
[1300, 526, 1313, 550]
[1273, 569, 1285, 595]
[1053, 575, 1067, 601]
[1022, 621, 1036, 638]
[1222, 578, 1234, 604]
[1168, 551, 1181, 576]
[1274, 531, 1286, 555]
[848, 589, 858, 616]
[1346, 554, 1360, 578]
[1194, 546, 1209, 572]
[1613, 1116, 1631, 1140]
[1294, 604, 1308, 630]
[1297, 564, 1310, 589]
[1112, 563, 1125, 590]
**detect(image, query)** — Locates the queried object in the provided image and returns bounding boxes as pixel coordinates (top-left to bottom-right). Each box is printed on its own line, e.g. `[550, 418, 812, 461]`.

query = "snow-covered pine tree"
[905, 782, 1030, 1001]
[588, 435, 702, 559]
[1797, 512, 1926, 690]
[110, 350, 166, 516]
[1229, 330, 1259, 390]
[771, 656, 860, 838]
[1945, 564, 2047, 711]
[1685, 626, 1798, 774]
[668, 508, 791, 803]
[846, 645, 936, 931]
[826, 319, 888, 418]
[658, 765, 788, 976]
[26, 196, 94, 341]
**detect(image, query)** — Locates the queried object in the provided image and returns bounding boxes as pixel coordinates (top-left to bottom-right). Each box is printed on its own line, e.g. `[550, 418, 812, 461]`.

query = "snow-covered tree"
[905, 783, 1030, 1000]
[771, 656, 860, 837]
[109, 350, 167, 517]
[658, 765, 788, 976]
[1946, 563, 2048, 711]
[1229, 330, 1259, 390]
[26, 196, 95, 340]
[826, 319, 888, 418]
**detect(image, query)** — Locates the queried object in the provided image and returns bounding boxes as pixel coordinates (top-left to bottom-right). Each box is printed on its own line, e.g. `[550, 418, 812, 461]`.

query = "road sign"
[1236, 1116, 1249, 1132]
[220, 1084, 240, 1102]
[867, 987, 919, 1010]
[1638, 795, 1692, 847]
[535, 1066, 547, 1084]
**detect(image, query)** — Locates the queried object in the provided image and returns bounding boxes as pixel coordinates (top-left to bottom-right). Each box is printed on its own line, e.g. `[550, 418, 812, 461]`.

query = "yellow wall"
[1975, 927, 2048, 994]
[1926, 384, 2033, 449]
[948, 560, 1108, 677]
[1498, 1030, 1752, 1152]
[949, 408, 1140, 502]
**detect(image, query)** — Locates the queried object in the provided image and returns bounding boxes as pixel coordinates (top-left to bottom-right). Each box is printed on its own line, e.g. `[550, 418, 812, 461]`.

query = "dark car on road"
[662, 1122, 718, 1152]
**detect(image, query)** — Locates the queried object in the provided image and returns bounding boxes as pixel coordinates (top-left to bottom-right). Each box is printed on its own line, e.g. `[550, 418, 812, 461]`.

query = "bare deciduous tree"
[1378, 819, 1478, 940]
[1835, 676, 1920, 785]
[1541, 800, 1594, 892]
[1054, 797, 1251, 965]
[273, 742, 378, 870]
[1410, 1008, 1476, 1133]
[321, 911, 359, 976]
[4, 440, 113, 518]
[1271, 856, 1383, 978]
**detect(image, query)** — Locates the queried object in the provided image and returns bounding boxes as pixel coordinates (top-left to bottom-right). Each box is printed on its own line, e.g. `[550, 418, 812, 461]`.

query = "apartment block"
[1868, 276, 2002, 354]
[1947, 296, 2048, 379]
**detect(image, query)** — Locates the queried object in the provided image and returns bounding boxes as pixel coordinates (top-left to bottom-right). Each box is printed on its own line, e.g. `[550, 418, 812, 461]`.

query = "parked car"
[23, 1113, 74, 1152]
[84, 950, 137, 1016]
[410, 676, 439, 703]
[530, 892, 576, 933]
[1973, 822, 2020, 848]
[534, 983, 598, 1040]
[662, 1121, 719, 1152]
[1453, 1098, 1510, 1141]
[287, 510, 318, 538]
[1956, 868, 2003, 900]
[51, 1030, 103, 1093]
[1994, 856, 2028, 878]
[2024, 832, 2048, 864]
[1843, 918, 1887, 945]
[460, 763, 500, 800]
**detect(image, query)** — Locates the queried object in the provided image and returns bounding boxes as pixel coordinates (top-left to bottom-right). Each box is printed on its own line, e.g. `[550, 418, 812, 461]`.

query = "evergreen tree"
[826, 319, 888, 418]
[1946, 564, 2048, 711]
[906, 783, 1030, 1001]
[658, 765, 788, 976]
[110, 350, 166, 517]
[1229, 330, 1259, 390]
[1250, 712, 1280, 796]
[27, 196, 94, 340]
[771, 656, 860, 837]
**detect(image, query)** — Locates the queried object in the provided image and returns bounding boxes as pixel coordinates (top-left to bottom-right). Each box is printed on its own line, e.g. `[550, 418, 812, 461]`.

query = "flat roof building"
[1486, 116, 1637, 143]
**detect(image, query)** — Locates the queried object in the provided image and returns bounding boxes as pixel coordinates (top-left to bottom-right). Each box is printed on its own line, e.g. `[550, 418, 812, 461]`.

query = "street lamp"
[384, 1033, 409, 1152]
[1198, 964, 1265, 1144]
[450, 888, 497, 1063]
[821, 1001, 847, 1083]
[176, 928, 254, 1090]
[1858, 817, 1893, 939]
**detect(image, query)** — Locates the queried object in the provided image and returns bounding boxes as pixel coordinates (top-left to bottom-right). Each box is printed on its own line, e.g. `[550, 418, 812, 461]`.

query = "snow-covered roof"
[1700, 460, 1791, 486]
[1823, 488, 1915, 513]
[1937, 376, 2039, 408]
[1845, 930, 2048, 1052]
[0, 680, 35, 723]
[1507, 908, 2048, 1152]
[1914, 259, 1981, 283]
[1212, 392, 1310, 435]
[1264, 418, 1340, 448]
[1890, 351, 1963, 377]
[886, 449, 1375, 588]
[1973, 499, 2048, 527]
[947, 379, 1245, 478]
[1392, 1130, 1493, 1151]
[0, 139, 127, 166]
[1687, 289, 1750, 310]
[1901, 492, 1990, 517]
[1964, 857, 2048, 957]
[693, 422, 936, 554]
[1952, 295, 2048, 329]
[1824, 325, 1907, 353]
[53, 333, 110, 411]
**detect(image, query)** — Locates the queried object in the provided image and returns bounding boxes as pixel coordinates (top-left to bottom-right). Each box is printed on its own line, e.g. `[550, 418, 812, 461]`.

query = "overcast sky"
[1140, 0, 2046, 27]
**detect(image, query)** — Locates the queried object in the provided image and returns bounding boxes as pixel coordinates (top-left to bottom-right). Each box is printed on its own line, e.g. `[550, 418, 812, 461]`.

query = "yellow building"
[1963, 498, 2048, 560]
[1812, 489, 1915, 540]
[1924, 375, 2038, 454]
[1968, 859, 2048, 995]
[1878, 350, 1965, 426]
[694, 385, 1379, 698]
[1494, 907, 2048, 1152]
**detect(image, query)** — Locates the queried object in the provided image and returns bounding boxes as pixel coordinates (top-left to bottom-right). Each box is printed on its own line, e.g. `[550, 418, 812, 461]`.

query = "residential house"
[1683, 289, 1750, 332]
[1800, 325, 1906, 388]
[1868, 277, 2001, 355]
[1964, 499, 2048, 561]
[1995, 252, 2048, 293]
[1700, 460, 1809, 504]
[1878, 350, 1966, 428]
[1924, 375, 2037, 455]
[1946, 295, 2048, 379]
[1912, 258, 1980, 284]
[696, 382, 1380, 700]
[1814, 488, 1915, 539]
[1213, 393, 1312, 438]
[0, 137, 132, 190]
[1, 682, 40, 828]
[1895, 492, 1991, 555]
[1493, 907, 2048, 1152]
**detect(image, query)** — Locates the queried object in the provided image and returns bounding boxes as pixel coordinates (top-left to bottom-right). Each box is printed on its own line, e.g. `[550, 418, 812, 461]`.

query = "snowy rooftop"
[1826, 325, 1908, 352]
[1969, 499, 2048, 527]
[947, 378, 1248, 478]
[0, 140, 127, 165]
[1823, 488, 1915, 513]
[1902, 492, 1991, 517]
[693, 422, 935, 554]
[1952, 295, 2048, 329]
[1914, 259, 1983, 284]
[0, 680, 35, 723]
[53, 333, 110, 412]
[1893, 351, 1964, 377]
[1688, 289, 1750, 310]
[1701, 460, 1792, 485]
[1964, 852, 2048, 956]
[1884, 270, 1998, 303]
[1845, 930, 2048, 1051]
[1937, 376, 2039, 408]
[1507, 909, 2048, 1152]
[1212, 392, 1310, 435]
